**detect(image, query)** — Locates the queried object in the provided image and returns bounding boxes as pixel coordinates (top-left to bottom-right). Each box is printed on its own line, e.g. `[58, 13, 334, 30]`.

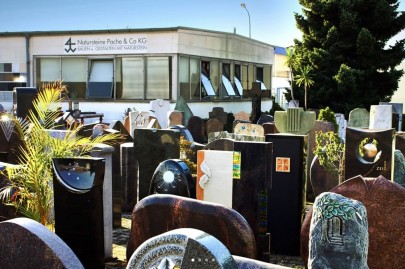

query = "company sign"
[63, 35, 148, 54]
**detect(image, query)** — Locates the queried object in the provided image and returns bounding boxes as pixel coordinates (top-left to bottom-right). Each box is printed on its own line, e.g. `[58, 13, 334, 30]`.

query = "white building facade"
[0, 27, 274, 121]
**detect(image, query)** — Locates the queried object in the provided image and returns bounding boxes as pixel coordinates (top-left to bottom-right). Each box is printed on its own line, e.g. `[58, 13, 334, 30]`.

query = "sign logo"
[64, 37, 76, 53]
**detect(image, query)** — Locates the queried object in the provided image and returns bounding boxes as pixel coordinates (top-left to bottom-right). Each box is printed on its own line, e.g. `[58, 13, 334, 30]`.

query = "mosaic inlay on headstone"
[308, 192, 369, 269]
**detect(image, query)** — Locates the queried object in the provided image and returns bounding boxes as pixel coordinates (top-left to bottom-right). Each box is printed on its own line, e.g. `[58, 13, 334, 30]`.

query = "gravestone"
[150, 159, 195, 198]
[262, 122, 278, 135]
[204, 139, 273, 261]
[187, 116, 206, 144]
[347, 108, 369, 128]
[147, 115, 161, 129]
[257, 114, 274, 125]
[208, 131, 265, 143]
[394, 150, 405, 187]
[167, 110, 183, 127]
[133, 128, 180, 201]
[129, 111, 149, 138]
[206, 118, 224, 135]
[150, 99, 170, 128]
[335, 113, 347, 140]
[0, 116, 22, 164]
[174, 96, 194, 125]
[127, 228, 237, 269]
[234, 111, 250, 122]
[345, 127, 395, 180]
[265, 134, 307, 256]
[234, 122, 264, 137]
[310, 155, 340, 197]
[209, 107, 228, 125]
[0, 217, 84, 269]
[369, 105, 392, 129]
[274, 107, 316, 135]
[126, 194, 256, 261]
[301, 175, 405, 269]
[120, 142, 138, 212]
[196, 150, 236, 208]
[380, 102, 403, 131]
[308, 192, 369, 269]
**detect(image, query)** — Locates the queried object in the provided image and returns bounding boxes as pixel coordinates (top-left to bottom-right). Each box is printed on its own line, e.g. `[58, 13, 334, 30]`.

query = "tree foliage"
[291, 0, 405, 116]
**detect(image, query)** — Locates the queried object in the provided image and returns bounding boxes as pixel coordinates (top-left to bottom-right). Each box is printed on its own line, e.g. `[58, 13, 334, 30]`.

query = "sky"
[0, 0, 403, 47]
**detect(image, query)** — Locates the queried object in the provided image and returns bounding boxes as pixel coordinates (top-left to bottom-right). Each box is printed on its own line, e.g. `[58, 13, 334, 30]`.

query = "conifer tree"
[292, 0, 405, 116]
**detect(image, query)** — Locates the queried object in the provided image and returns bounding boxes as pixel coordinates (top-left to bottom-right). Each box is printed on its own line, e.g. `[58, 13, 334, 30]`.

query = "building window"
[119, 57, 144, 99]
[179, 56, 190, 100]
[146, 56, 170, 99]
[221, 63, 237, 97]
[87, 60, 114, 98]
[62, 58, 87, 99]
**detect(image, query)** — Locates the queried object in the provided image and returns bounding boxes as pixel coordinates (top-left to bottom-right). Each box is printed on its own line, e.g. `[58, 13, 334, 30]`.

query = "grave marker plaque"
[133, 128, 180, 201]
[265, 134, 307, 256]
[204, 139, 272, 261]
[345, 127, 395, 180]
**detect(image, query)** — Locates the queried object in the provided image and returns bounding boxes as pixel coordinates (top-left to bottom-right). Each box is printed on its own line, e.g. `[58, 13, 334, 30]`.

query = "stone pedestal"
[90, 144, 114, 258]
[274, 108, 316, 135]
[120, 143, 138, 212]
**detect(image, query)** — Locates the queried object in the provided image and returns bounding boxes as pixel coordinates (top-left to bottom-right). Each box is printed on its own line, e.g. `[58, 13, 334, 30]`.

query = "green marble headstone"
[347, 108, 370, 128]
[274, 108, 316, 135]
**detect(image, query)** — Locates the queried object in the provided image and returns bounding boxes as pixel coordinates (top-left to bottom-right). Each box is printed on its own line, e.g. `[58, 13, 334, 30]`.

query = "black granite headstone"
[204, 138, 272, 261]
[265, 134, 307, 256]
[121, 142, 138, 212]
[187, 116, 206, 144]
[133, 128, 180, 201]
[52, 157, 106, 269]
[345, 127, 395, 180]
[13, 87, 38, 119]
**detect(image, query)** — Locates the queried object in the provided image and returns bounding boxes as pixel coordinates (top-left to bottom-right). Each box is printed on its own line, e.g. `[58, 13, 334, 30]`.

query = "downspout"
[25, 34, 31, 87]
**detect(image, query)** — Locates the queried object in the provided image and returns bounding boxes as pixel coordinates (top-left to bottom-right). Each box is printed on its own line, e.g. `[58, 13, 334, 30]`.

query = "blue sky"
[0, 0, 403, 47]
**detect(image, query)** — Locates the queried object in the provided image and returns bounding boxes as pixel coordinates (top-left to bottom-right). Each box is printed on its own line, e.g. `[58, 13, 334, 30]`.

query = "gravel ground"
[105, 214, 306, 269]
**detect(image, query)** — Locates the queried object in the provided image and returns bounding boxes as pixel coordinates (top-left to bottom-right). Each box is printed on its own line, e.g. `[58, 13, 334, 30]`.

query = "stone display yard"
[1, 100, 405, 269]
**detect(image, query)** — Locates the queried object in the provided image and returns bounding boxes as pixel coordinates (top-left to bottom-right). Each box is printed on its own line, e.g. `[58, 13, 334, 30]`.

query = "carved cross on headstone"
[243, 82, 270, 123]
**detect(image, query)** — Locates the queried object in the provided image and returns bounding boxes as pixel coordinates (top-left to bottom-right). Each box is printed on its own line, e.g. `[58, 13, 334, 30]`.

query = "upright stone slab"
[394, 150, 405, 187]
[335, 113, 347, 140]
[308, 192, 369, 269]
[150, 99, 170, 128]
[209, 107, 228, 125]
[129, 111, 149, 138]
[133, 128, 180, 201]
[206, 118, 224, 135]
[301, 175, 405, 269]
[90, 144, 114, 258]
[257, 114, 274, 125]
[196, 150, 236, 208]
[265, 134, 307, 256]
[262, 122, 278, 135]
[174, 96, 194, 125]
[204, 139, 272, 261]
[126, 194, 256, 261]
[345, 127, 395, 180]
[234, 122, 264, 137]
[120, 142, 138, 212]
[0, 116, 22, 164]
[167, 110, 183, 127]
[127, 228, 237, 269]
[0, 218, 84, 269]
[347, 108, 369, 128]
[234, 111, 250, 122]
[380, 102, 403, 131]
[369, 105, 392, 129]
[187, 116, 206, 144]
[274, 108, 316, 135]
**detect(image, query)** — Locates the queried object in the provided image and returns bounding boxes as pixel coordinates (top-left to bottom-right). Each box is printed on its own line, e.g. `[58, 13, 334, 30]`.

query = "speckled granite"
[0, 217, 84, 269]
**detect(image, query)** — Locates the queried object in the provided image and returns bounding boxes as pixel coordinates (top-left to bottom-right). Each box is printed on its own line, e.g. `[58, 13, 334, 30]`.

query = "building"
[0, 27, 275, 122]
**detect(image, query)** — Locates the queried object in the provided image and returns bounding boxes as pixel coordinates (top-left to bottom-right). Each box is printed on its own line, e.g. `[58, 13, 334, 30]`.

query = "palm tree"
[285, 47, 298, 105]
[0, 81, 120, 226]
[295, 65, 314, 110]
